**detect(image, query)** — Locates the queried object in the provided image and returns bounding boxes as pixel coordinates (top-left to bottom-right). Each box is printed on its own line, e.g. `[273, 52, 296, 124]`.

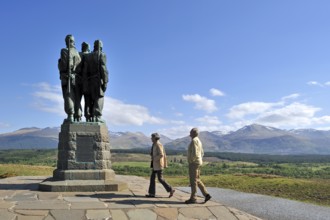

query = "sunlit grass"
[166, 174, 330, 207]
[112, 161, 150, 168]
[0, 164, 53, 178]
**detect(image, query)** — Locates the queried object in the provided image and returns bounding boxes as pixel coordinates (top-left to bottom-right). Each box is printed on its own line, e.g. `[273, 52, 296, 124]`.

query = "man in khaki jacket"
[185, 128, 212, 204]
[146, 133, 175, 198]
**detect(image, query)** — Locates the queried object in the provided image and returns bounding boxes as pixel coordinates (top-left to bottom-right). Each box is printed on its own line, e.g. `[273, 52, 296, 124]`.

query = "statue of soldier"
[75, 42, 90, 122]
[83, 40, 109, 122]
[58, 34, 81, 122]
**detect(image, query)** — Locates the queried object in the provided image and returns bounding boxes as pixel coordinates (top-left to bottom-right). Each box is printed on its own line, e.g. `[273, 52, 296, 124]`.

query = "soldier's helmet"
[94, 40, 103, 50]
[65, 35, 75, 46]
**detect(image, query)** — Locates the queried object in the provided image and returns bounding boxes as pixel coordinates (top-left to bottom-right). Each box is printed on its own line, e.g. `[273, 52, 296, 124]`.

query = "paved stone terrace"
[0, 175, 262, 220]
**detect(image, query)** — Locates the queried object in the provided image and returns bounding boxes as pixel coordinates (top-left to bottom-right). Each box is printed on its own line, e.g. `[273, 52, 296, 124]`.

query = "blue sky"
[1, 0, 330, 138]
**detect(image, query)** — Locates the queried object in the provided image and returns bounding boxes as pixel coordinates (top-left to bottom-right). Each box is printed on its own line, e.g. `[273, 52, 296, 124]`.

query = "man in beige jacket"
[185, 128, 212, 204]
[146, 133, 175, 198]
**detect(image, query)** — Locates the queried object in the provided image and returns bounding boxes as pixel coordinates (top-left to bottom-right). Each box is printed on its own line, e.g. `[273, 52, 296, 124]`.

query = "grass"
[0, 164, 53, 178]
[165, 173, 330, 207]
[113, 161, 150, 168]
[0, 149, 329, 207]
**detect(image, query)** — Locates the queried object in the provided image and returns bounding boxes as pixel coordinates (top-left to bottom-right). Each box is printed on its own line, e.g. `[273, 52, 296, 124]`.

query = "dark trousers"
[148, 170, 172, 195]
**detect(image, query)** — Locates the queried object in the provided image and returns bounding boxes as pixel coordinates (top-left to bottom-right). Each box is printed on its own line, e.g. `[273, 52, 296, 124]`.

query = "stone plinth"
[39, 122, 127, 192]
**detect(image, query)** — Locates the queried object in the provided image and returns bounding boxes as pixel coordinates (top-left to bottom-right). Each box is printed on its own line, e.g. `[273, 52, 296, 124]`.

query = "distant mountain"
[0, 128, 172, 150]
[110, 132, 172, 149]
[1, 124, 330, 154]
[165, 124, 330, 154]
[0, 127, 59, 149]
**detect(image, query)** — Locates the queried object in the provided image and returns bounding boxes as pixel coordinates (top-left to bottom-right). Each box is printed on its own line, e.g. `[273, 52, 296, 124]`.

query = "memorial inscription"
[76, 136, 94, 162]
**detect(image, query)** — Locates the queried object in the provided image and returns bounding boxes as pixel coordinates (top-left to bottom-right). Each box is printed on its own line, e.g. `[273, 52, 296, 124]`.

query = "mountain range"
[0, 124, 330, 154]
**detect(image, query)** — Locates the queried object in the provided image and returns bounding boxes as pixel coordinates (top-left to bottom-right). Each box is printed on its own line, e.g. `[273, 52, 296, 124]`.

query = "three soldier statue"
[58, 34, 109, 123]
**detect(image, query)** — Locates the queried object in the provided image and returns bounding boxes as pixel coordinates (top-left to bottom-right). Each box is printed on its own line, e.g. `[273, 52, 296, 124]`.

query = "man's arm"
[188, 139, 198, 163]
[154, 143, 164, 161]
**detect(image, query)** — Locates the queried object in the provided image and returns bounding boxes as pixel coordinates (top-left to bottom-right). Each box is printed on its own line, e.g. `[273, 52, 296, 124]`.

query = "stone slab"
[50, 210, 85, 220]
[0, 209, 16, 220]
[154, 208, 178, 219]
[179, 207, 215, 219]
[39, 179, 127, 192]
[0, 175, 263, 220]
[14, 201, 69, 210]
[126, 209, 157, 220]
[17, 215, 44, 220]
[86, 209, 111, 220]
[208, 205, 238, 220]
[70, 201, 107, 209]
[0, 201, 15, 209]
[105, 199, 136, 209]
[15, 210, 49, 216]
[53, 169, 115, 181]
[110, 209, 128, 220]
[63, 197, 100, 202]
[5, 192, 38, 201]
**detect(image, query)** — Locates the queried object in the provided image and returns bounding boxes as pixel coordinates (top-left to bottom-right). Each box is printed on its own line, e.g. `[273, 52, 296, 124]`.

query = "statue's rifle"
[97, 44, 103, 88]
[66, 41, 71, 95]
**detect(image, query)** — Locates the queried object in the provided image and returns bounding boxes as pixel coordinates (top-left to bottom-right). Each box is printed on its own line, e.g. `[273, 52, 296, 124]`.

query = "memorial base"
[38, 122, 127, 192]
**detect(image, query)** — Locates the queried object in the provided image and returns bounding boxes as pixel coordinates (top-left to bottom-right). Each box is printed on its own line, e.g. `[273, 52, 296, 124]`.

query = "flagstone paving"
[0, 175, 262, 220]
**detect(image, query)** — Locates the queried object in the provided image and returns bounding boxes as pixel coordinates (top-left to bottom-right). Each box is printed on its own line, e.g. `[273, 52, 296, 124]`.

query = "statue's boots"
[95, 116, 105, 123]
[67, 114, 74, 123]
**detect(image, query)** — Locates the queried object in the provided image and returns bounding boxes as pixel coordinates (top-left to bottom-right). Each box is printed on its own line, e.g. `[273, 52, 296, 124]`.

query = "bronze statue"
[58, 35, 81, 123]
[75, 42, 90, 122]
[83, 40, 109, 122]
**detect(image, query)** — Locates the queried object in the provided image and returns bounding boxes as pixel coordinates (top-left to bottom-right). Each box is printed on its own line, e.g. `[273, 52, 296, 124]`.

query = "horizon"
[1, 1, 330, 139]
[3, 123, 330, 140]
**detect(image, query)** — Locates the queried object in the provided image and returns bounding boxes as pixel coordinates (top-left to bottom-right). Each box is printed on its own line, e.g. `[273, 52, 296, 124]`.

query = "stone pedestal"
[39, 123, 127, 192]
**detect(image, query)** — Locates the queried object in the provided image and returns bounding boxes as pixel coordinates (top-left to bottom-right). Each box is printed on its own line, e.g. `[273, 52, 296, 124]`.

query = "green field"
[0, 149, 329, 206]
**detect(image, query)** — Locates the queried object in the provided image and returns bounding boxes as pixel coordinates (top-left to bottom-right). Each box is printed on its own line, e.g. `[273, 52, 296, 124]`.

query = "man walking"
[185, 128, 212, 204]
[146, 133, 175, 198]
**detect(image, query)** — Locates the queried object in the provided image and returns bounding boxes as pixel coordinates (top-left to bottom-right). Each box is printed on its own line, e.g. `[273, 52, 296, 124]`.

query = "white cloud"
[182, 94, 217, 113]
[281, 93, 300, 101]
[103, 97, 166, 126]
[169, 120, 185, 125]
[195, 115, 221, 125]
[0, 122, 10, 129]
[31, 82, 167, 127]
[32, 83, 64, 116]
[159, 125, 193, 139]
[227, 101, 281, 119]
[210, 88, 225, 97]
[325, 81, 330, 86]
[311, 115, 330, 124]
[174, 112, 183, 117]
[256, 102, 321, 127]
[225, 94, 330, 131]
[307, 81, 324, 87]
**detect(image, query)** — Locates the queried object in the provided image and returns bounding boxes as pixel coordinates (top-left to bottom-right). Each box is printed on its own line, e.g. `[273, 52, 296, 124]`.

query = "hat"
[151, 133, 160, 140]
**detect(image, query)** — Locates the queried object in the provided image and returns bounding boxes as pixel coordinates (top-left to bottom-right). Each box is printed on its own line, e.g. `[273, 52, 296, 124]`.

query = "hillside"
[1, 124, 330, 154]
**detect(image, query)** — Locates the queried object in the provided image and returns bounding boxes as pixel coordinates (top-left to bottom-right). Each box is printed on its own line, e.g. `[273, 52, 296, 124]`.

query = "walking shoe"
[204, 194, 212, 203]
[169, 189, 175, 198]
[185, 199, 197, 204]
[145, 194, 155, 198]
